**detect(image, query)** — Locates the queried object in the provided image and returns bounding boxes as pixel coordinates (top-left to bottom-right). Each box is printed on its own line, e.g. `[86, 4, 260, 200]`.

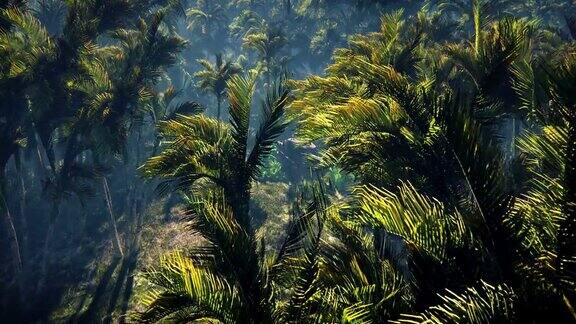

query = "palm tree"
[242, 24, 288, 85]
[186, 0, 227, 35]
[229, 9, 266, 39]
[194, 54, 242, 120]
[0, 4, 57, 279]
[185, 0, 228, 53]
[1, 2, 187, 297]
[318, 182, 516, 323]
[511, 50, 576, 318]
[290, 9, 576, 321]
[149, 85, 204, 154]
[137, 74, 290, 322]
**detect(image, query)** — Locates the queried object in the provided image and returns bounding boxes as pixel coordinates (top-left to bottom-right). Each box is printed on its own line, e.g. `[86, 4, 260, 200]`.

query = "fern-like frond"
[227, 74, 255, 160]
[356, 182, 469, 263]
[140, 115, 231, 193]
[392, 281, 516, 324]
[247, 82, 289, 178]
[135, 251, 241, 323]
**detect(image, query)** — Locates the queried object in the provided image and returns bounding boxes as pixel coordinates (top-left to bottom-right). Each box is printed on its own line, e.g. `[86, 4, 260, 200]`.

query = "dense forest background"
[1, 0, 576, 322]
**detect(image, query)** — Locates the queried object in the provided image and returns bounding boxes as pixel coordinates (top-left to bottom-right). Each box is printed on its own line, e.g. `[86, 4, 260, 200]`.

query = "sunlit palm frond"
[546, 52, 576, 308]
[135, 251, 241, 323]
[392, 281, 516, 324]
[184, 190, 257, 276]
[247, 82, 290, 179]
[510, 58, 553, 125]
[227, 74, 255, 159]
[356, 182, 469, 263]
[140, 115, 230, 193]
[0, 7, 56, 78]
[328, 10, 422, 77]
[318, 210, 412, 322]
[506, 127, 565, 298]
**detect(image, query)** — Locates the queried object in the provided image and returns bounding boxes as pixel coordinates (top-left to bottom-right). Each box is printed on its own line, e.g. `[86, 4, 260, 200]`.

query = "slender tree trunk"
[78, 209, 88, 241]
[36, 137, 49, 176]
[15, 153, 29, 303]
[36, 201, 59, 295]
[0, 165, 23, 277]
[266, 57, 271, 88]
[217, 96, 222, 121]
[473, 0, 482, 56]
[103, 177, 124, 258]
[284, 0, 291, 18]
[15, 151, 28, 264]
[510, 117, 517, 160]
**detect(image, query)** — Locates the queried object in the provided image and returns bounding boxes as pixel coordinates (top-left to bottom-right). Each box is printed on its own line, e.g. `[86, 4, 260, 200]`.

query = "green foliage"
[3, 0, 576, 322]
[289, 5, 576, 322]
[393, 281, 517, 324]
[137, 247, 241, 322]
[194, 53, 242, 119]
[356, 182, 469, 263]
[259, 149, 286, 182]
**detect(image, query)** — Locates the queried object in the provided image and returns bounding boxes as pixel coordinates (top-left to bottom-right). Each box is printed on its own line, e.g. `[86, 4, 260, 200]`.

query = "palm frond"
[356, 182, 469, 263]
[227, 74, 255, 160]
[140, 115, 230, 193]
[503, 126, 569, 308]
[510, 58, 552, 125]
[437, 92, 513, 265]
[247, 81, 290, 179]
[546, 52, 576, 306]
[392, 281, 516, 324]
[319, 210, 412, 322]
[135, 251, 241, 323]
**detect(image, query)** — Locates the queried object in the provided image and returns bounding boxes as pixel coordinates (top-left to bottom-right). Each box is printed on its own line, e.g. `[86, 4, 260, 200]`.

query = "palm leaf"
[247, 82, 290, 179]
[135, 251, 241, 323]
[392, 281, 516, 324]
[227, 74, 255, 160]
[356, 182, 469, 263]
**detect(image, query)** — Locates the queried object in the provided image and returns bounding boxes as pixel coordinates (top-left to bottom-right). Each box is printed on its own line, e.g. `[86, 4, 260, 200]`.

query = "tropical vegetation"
[0, 0, 574, 322]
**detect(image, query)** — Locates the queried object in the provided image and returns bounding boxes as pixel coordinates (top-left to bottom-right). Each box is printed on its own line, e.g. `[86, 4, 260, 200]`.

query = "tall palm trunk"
[216, 95, 223, 121]
[265, 57, 272, 88]
[103, 177, 124, 258]
[15, 152, 29, 303]
[36, 200, 59, 295]
[0, 165, 23, 276]
[35, 132, 52, 177]
[15, 151, 28, 264]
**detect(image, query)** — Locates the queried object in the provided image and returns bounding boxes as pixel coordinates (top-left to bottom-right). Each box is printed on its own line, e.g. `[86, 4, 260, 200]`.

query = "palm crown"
[194, 54, 243, 120]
